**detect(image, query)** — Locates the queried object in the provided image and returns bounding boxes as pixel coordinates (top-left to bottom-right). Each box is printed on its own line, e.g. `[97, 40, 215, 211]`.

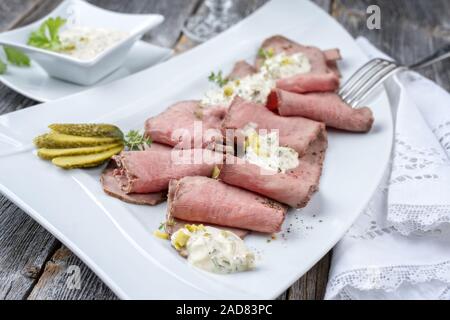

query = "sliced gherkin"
[52, 146, 124, 169]
[34, 133, 121, 149]
[37, 143, 123, 160]
[49, 124, 124, 139]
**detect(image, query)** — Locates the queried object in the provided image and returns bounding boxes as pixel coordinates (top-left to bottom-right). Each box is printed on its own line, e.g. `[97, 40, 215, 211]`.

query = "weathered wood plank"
[332, 0, 450, 91]
[0, 0, 61, 301]
[174, 0, 269, 52]
[0, 0, 42, 31]
[11, 0, 62, 28]
[87, 0, 202, 48]
[287, 253, 331, 300]
[0, 196, 60, 300]
[312, 0, 333, 12]
[27, 246, 117, 300]
[431, 32, 450, 90]
[174, 0, 332, 54]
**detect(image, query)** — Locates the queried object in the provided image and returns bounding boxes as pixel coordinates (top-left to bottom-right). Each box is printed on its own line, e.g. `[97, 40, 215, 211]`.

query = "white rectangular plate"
[0, 0, 393, 299]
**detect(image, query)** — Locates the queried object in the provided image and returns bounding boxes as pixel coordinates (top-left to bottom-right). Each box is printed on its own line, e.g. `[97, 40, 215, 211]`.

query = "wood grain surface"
[0, 0, 448, 300]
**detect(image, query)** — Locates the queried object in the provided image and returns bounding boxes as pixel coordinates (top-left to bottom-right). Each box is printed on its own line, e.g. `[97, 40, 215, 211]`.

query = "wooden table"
[0, 0, 448, 300]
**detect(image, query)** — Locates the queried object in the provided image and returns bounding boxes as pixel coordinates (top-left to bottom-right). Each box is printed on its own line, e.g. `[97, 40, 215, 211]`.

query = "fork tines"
[339, 58, 404, 108]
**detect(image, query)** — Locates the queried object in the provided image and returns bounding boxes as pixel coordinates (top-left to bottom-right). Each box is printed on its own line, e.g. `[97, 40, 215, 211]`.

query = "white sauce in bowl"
[59, 26, 128, 61]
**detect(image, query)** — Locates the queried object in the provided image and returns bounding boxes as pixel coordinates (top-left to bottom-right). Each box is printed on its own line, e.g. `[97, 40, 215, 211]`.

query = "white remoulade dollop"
[200, 52, 311, 107]
[243, 124, 300, 174]
[171, 225, 255, 274]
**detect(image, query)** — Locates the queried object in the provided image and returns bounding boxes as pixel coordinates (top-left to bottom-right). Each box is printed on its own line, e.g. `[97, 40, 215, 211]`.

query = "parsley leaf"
[124, 130, 152, 151]
[27, 17, 67, 51]
[0, 58, 6, 74]
[208, 70, 228, 87]
[3, 47, 30, 67]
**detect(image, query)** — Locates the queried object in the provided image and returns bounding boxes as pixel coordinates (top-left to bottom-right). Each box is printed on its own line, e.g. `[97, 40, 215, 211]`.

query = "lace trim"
[432, 121, 450, 157]
[326, 261, 450, 300]
[440, 287, 450, 299]
[388, 204, 450, 236]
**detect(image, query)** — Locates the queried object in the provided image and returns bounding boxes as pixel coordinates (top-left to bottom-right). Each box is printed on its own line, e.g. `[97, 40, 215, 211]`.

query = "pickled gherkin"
[49, 124, 124, 139]
[52, 146, 124, 169]
[33, 122, 137, 169]
[37, 143, 123, 160]
[34, 133, 121, 149]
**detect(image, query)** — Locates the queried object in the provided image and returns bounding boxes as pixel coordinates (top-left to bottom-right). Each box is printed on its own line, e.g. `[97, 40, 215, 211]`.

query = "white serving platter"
[0, 0, 393, 299]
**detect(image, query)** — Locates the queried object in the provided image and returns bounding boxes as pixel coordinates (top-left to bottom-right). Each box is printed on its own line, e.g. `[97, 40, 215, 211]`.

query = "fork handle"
[409, 43, 450, 69]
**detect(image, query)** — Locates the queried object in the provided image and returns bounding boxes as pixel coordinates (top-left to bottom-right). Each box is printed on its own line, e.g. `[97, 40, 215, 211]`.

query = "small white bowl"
[0, 0, 164, 86]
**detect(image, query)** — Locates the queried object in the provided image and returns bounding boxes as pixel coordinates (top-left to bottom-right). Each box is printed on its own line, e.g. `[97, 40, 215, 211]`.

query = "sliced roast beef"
[222, 96, 326, 156]
[323, 48, 342, 77]
[256, 35, 341, 92]
[167, 177, 287, 234]
[112, 144, 223, 194]
[268, 89, 374, 133]
[101, 162, 166, 205]
[326, 60, 341, 78]
[323, 48, 342, 62]
[219, 128, 327, 208]
[145, 100, 226, 149]
[227, 60, 257, 80]
[256, 35, 339, 74]
[276, 72, 339, 94]
[166, 218, 250, 239]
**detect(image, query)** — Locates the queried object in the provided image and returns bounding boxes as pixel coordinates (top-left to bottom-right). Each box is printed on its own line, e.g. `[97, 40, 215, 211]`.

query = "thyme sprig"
[208, 70, 228, 87]
[258, 47, 275, 60]
[124, 130, 152, 151]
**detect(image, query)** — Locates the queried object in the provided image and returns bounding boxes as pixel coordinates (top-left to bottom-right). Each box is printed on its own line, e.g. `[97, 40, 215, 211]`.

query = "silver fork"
[339, 44, 450, 108]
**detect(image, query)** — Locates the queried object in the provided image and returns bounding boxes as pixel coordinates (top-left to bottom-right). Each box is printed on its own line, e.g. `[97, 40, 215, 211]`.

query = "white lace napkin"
[325, 38, 450, 300]
[388, 72, 450, 235]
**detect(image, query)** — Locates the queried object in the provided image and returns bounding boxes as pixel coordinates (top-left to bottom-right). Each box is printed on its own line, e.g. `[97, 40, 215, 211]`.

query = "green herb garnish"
[258, 47, 275, 60]
[158, 222, 165, 231]
[27, 17, 67, 51]
[124, 130, 152, 151]
[3, 47, 30, 67]
[0, 59, 6, 75]
[0, 46, 31, 73]
[208, 70, 228, 87]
